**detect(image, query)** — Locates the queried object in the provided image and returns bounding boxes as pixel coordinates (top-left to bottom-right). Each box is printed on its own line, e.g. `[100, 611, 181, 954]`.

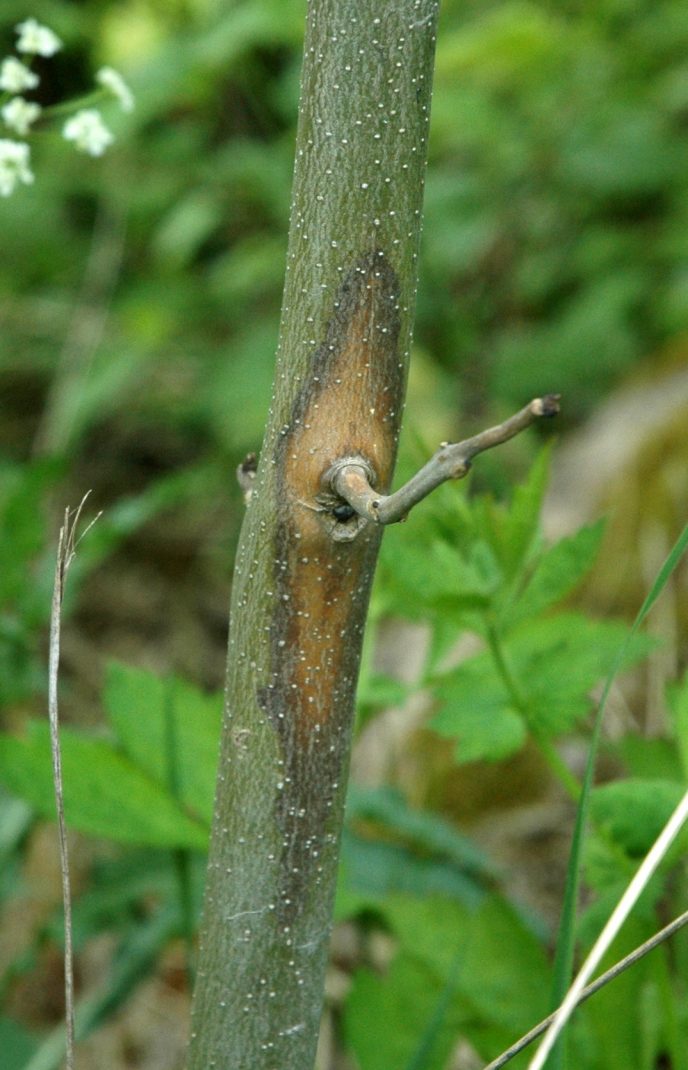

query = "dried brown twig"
[330, 395, 561, 525]
[48, 494, 101, 1070]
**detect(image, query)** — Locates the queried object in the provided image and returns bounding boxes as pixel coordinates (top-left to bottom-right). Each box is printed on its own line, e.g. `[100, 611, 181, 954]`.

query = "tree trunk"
[187, 2, 440, 1066]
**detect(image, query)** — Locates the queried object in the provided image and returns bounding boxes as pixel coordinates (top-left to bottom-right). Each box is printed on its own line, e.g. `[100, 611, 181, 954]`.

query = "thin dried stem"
[48, 494, 100, 1070]
[330, 395, 560, 525]
[483, 908, 688, 1069]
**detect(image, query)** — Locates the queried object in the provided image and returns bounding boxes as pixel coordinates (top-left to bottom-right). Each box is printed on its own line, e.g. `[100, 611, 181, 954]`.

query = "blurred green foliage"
[2, 0, 687, 704]
[3, 0, 688, 459]
[2, 462, 688, 1068]
[1, 0, 688, 1067]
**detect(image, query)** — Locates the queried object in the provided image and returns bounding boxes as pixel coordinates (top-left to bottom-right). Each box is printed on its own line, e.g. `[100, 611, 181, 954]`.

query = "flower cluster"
[0, 17, 135, 196]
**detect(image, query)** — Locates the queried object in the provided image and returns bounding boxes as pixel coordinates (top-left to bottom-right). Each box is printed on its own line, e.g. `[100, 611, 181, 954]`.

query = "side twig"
[483, 908, 688, 1069]
[48, 494, 101, 1070]
[330, 395, 560, 525]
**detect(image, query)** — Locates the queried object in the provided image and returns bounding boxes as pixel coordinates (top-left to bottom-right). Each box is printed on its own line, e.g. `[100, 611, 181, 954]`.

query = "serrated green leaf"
[425, 613, 468, 676]
[491, 444, 551, 580]
[430, 661, 526, 764]
[430, 613, 653, 760]
[507, 614, 654, 735]
[104, 661, 222, 823]
[501, 519, 605, 629]
[380, 536, 500, 621]
[0, 722, 208, 849]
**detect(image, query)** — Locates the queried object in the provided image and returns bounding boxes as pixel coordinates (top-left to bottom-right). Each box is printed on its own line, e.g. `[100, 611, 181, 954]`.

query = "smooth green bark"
[188, 3, 439, 1067]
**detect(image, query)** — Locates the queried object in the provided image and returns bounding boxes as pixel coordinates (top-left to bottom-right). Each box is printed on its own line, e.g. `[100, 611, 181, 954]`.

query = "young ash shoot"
[186, 4, 561, 1068]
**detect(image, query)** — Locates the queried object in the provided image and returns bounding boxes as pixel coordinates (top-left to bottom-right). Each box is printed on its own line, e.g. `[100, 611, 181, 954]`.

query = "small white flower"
[2, 97, 41, 136]
[15, 18, 62, 57]
[0, 56, 40, 93]
[0, 139, 34, 196]
[62, 109, 113, 156]
[96, 66, 134, 113]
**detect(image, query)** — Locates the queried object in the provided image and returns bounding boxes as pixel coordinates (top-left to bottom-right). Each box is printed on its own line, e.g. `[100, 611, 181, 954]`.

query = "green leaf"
[590, 777, 686, 859]
[346, 786, 496, 880]
[346, 951, 464, 1070]
[356, 673, 410, 717]
[335, 787, 496, 915]
[346, 895, 470, 1070]
[56, 850, 205, 950]
[345, 895, 550, 1070]
[550, 519, 688, 1059]
[489, 444, 551, 581]
[668, 669, 688, 780]
[338, 830, 485, 914]
[380, 536, 500, 621]
[617, 734, 684, 784]
[574, 917, 661, 1070]
[431, 660, 526, 764]
[501, 519, 605, 629]
[455, 896, 551, 1033]
[430, 614, 652, 761]
[0, 1017, 38, 1070]
[0, 460, 54, 605]
[0, 722, 208, 849]
[383, 894, 471, 974]
[104, 661, 222, 823]
[506, 613, 654, 736]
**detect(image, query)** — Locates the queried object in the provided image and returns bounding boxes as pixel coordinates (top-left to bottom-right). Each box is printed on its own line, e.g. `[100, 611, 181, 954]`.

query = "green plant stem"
[42, 91, 105, 119]
[536, 736, 580, 804]
[485, 620, 579, 802]
[484, 621, 527, 708]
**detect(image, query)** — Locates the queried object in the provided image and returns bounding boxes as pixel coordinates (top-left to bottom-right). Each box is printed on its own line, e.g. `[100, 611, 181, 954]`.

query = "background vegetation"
[1, 0, 688, 1067]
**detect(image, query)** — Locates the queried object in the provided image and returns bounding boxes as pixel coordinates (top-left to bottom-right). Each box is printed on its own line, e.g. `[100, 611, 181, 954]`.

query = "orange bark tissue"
[261, 248, 404, 914]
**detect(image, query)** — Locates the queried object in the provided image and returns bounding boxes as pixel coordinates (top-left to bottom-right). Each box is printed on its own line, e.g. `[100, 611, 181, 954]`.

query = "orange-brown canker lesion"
[275, 249, 403, 730]
[263, 251, 405, 917]
[264, 250, 401, 726]
[282, 248, 404, 547]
